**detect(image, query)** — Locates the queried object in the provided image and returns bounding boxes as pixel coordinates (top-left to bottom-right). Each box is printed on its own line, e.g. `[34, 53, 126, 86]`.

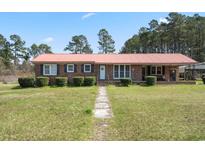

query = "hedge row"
[18, 76, 96, 88]
[73, 76, 96, 86]
[18, 76, 157, 88]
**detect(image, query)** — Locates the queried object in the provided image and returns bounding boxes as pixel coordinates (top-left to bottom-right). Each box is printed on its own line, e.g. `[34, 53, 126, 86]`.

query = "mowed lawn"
[107, 85, 205, 140]
[0, 83, 97, 140]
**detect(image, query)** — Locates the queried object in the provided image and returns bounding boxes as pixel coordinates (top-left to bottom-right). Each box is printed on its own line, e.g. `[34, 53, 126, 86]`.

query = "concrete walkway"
[94, 86, 113, 118]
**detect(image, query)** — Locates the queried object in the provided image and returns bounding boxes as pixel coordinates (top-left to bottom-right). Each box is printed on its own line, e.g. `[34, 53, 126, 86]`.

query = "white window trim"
[150, 66, 162, 75]
[43, 64, 57, 76]
[67, 64, 74, 72]
[113, 64, 131, 79]
[84, 64, 91, 73]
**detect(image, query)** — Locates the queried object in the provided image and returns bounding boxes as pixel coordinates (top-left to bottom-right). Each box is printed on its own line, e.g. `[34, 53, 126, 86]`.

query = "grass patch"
[107, 85, 205, 140]
[0, 83, 97, 140]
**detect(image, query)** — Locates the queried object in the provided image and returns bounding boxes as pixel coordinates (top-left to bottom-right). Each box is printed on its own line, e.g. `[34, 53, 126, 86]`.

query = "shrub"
[73, 76, 84, 86]
[120, 79, 132, 86]
[35, 77, 49, 87]
[84, 76, 96, 86]
[84, 109, 92, 115]
[145, 76, 157, 86]
[202, 74, 205, 84]
[55, 77, 67, 87]
[18, 77, 35, 88]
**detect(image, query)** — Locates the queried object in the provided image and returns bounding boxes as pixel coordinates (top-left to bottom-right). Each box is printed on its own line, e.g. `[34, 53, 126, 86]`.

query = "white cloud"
[42, 37, 54, 44]
[159, 17, 168, 23]
[81, 13, 96, 20]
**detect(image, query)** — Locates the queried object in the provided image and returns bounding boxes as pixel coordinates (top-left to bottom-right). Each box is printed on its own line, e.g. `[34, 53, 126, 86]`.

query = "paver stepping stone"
[94, 86, 113, 119]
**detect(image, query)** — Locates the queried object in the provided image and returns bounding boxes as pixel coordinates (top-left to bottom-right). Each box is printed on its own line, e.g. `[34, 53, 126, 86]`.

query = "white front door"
[100, 65, 105, 80]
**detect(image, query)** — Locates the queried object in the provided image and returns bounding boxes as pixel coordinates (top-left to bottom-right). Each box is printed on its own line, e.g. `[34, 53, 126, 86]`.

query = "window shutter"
[147, 65, 151, 75]
[162, 66, 165, 75]
[81, 64, 84, 73]
[74, 64, 77, 72]
[57, 64, 60, 75]
[40, 64, 43, 75]
[64, 64, 67, 73]
[91, 64, 94, 72]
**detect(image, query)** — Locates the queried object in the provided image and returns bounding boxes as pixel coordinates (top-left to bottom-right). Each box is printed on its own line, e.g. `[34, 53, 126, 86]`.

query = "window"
[113, 65, 130, 79]
[67, 64, 74, 72]
[120, 65, 124, 78]
[84, 64, 91, 73]
[151, 66, 156, 75]
[43, 64, 57, 75]
[44, 65, 50, 75]
[114, 65, 119, 78]
[157, 66, 162, 74]
[150, 66, 162, 75]
[125, 65, 130, 78]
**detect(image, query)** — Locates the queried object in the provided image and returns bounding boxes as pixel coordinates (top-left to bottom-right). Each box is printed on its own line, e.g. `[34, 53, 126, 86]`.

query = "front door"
[99, 65, 105, 80]
[170, 70, 176, 81]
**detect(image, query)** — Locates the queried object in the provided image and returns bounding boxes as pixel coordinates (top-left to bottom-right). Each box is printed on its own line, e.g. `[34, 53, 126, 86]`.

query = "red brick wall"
[34, 63, 179, 82]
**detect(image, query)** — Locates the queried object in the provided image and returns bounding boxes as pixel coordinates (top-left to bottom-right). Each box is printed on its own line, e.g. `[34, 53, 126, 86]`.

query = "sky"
[0, 12, 205, 53]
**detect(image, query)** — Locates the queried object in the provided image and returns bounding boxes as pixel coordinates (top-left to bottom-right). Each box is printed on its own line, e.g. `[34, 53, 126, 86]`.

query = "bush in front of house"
[35, 77, 49, 87]
[84, 76, 96, 86]
[73, 76, 84, 86]
[145, 76, 157, 86]
[202, 74, 205, 84]
[18, 77, 35, 88]
[55, 77, 67, 86]
[120, 79, 132, 86]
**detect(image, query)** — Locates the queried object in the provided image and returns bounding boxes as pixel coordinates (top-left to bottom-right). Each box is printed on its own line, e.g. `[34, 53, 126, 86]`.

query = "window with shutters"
[150, 66, 162, 75]
[84, 64, 91, 73]
[67, 64, 74, 72]
[43, 64, 57, 75]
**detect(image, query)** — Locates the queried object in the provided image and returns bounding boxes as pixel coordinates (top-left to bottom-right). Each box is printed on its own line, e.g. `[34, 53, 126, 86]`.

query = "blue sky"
[0, 12, 205, 53]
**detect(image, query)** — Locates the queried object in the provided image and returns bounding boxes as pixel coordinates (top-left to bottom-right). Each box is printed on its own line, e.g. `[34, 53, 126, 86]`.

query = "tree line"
[121, 13, 205, 62]
[0, 34, 52, 69]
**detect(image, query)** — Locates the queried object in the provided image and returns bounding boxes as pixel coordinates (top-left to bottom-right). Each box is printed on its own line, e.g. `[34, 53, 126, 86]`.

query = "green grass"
[0, 83, 97, 140]
[107, 85, 205, 140]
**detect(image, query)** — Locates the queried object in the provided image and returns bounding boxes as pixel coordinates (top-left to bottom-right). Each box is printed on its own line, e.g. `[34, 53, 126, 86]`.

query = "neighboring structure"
[179, 62, 205, 80]
[31, 53, 196, 83]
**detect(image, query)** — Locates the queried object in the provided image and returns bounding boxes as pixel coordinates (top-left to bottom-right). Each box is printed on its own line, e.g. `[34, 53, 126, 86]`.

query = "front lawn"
[107, 85, 205, 140]
[0, 83, 97, 140]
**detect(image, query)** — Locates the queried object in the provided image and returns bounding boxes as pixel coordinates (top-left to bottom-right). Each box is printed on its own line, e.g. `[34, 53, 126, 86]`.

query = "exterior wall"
[164, 65, 179, 82]
[34, 63, 179, 82]
[131, 65, 142, 81]
[34, 63, 97, 82]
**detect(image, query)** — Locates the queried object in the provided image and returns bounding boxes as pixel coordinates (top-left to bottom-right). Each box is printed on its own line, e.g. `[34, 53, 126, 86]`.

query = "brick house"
[31, 53, 196, 83]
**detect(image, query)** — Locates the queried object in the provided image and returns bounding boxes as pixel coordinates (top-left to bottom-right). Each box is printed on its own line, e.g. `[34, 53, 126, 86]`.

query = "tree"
[0, 34, 13, 67]
[10, 34, 26, 65]
[38, 44, 52, 54]
[29, 44, 40, 58]
[64, 35, 93, 54]
[98, 29, 115, 53]
[120, 35, 140, 53]
[29, 43, 52, 58]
